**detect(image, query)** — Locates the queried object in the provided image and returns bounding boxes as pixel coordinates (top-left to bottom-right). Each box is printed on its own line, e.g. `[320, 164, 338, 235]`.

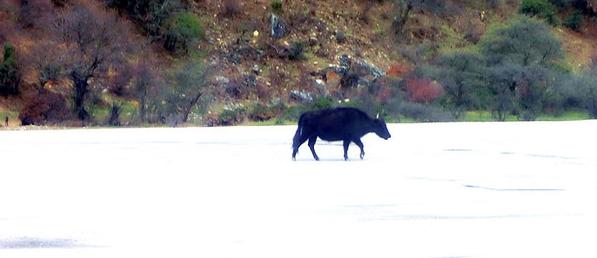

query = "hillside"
[1, 0, 596, 127]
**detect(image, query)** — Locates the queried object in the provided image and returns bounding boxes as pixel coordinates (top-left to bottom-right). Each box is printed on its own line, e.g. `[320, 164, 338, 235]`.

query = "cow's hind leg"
[308, 136, 319, 161]
[353, 138, 365, 159]
[292, 134, 309, 160]
[343, 139, 350, 161]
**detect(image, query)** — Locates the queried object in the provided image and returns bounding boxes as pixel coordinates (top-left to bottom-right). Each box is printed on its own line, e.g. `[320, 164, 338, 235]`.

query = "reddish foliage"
[325, 71, 341, 95]
[19, 88, 70, 125]
[405, 78, 444, 103]
[326, 71, 339, 81]
[387, 64, 412, 77]
[370, 77, 395, 104]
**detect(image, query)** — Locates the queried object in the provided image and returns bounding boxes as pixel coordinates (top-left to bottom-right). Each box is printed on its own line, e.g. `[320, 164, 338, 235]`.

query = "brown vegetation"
[1, 0, 596, 127]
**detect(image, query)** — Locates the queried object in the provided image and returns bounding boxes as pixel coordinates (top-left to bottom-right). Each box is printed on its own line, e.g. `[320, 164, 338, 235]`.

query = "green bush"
[479, 16, 563, 66]
[578, 68, 597, 118]
[288, 42, 305, 60]
[515, 65, 551, 121]
[519, 0, 559, 25]
[486, 64, 521, 120]
[248, 103, 275, 121]
[107, 0, 182, 39]
[219, 104, 246, 125]
[398, 102, 454, 122]
[281, 96, 336, 121]
[270, 0, 282, 13]
[563, 11, 582, 31]
[154, 60, 208, 125]
[0, 43, 19, 96]
[281, 105, 304, 121]
[423, 51, 488, 119]
[164, 12, 204, 55]
[311, 96, 335, 110]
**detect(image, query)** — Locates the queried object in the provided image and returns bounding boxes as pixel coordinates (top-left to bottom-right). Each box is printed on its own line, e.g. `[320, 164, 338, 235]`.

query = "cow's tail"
[292, 114, 306, 149]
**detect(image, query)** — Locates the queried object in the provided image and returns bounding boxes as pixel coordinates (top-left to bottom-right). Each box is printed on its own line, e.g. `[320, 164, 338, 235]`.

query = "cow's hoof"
[292, 157, 296, 161]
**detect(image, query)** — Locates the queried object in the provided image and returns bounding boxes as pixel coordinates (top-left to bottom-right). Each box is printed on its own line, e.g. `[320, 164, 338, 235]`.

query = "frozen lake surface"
[1, 121, 597, 258]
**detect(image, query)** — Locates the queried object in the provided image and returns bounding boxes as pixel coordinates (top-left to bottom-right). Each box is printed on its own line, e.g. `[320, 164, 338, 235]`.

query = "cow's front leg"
[343, 140, 350, 160]
[353, 138, 365, 159]
[308, 136, 319, 161]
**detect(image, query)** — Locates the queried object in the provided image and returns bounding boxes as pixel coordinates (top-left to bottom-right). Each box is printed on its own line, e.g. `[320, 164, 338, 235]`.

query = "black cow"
[292, 107, 391, 161]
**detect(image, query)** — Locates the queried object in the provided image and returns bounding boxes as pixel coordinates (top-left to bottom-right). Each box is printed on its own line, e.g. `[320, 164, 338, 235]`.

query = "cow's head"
[373, 118, 391, 140]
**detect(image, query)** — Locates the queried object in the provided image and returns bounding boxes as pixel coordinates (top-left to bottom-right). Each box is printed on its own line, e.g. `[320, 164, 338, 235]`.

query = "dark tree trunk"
[181, 93, 202, 123]
[588, 88, 597, 118]
[139, 95, 147, 123]
[392, 1, 413, 37]
[138, 86, 148, 123]
[71, 71, 90, 121]
[451, 84, 465, 119]
[108, 103, 121, 126]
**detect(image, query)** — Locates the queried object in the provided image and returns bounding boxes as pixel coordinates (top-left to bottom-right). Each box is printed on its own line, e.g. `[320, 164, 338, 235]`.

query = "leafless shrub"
[221, 0, 241, 17]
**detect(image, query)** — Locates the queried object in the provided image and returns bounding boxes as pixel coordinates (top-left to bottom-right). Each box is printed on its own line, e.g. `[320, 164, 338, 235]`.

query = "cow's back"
[302, 107, 371, 141]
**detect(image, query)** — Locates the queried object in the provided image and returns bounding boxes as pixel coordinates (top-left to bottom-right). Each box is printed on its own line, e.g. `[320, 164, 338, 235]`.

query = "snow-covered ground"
[1, 121, 596, 258]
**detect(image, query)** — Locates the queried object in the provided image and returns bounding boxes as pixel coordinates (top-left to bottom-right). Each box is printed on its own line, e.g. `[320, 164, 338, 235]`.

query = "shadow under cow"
[0, 237, 83, 249]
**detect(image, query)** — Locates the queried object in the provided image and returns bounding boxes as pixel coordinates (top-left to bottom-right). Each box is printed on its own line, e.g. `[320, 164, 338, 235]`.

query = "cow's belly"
[318, 135, 343, 141]
[317, 131, 348, 141]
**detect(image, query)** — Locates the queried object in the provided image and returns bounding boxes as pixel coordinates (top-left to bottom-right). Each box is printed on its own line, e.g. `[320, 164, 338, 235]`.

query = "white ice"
[1, 121, 597, 258]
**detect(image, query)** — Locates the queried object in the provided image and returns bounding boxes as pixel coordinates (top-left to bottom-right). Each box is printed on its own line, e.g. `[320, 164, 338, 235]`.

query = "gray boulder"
[270, 14, 287, 39]
[289, 90, 313, 104]
[336, 30, 346, 44]
[353, 58, 385, 78]
[322, 54, 386, 89]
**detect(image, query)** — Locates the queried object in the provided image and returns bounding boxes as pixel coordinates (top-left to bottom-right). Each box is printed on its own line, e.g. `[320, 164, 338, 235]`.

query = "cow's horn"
[376, 113, 379, 119]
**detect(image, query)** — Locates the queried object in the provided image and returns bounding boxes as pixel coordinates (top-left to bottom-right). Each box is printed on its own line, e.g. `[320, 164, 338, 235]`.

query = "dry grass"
[556, 27, 597, 71]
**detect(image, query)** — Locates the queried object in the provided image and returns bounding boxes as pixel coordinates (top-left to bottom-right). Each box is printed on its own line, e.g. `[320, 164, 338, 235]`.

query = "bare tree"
[156, 60, 210, 125]
[171, 60, 209, 123]
[18, 0, 53, 29]
[132, 59, 162, 123]
[24, 41, 64, 91]
[392, 0, 413, 37]
[53, 3, 135, 120]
